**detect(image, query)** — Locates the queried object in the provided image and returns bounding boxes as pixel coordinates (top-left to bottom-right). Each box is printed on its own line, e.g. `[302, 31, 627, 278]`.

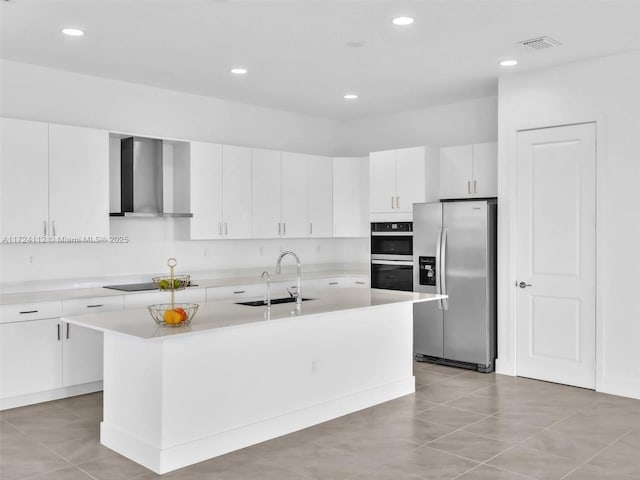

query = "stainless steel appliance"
[370, 222, 413, 292]
[413, 200, 497, 372]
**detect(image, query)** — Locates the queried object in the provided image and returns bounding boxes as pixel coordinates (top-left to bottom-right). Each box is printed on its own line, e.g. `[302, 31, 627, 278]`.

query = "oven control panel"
[419, 256, 436, 286]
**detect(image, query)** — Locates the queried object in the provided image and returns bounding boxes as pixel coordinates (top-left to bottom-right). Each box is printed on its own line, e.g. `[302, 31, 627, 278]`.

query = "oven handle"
[371, 259, 414, 266]
[370, 232, 413, 237]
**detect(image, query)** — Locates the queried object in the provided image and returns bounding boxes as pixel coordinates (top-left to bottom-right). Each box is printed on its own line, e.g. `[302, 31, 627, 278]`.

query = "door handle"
[467, 181, 471, 194]
[473, 180, 477, 194]
[440, 228, 448, 310]
[218, 222, 222, 236]
[43, 220, 47, 236]
[435, 228, 443, 310]
[224, 222, 228, 236]
[52, 220, 56, 237]
[519, 281, 532, 288]
[395, 196, 400, 209]
[66, 323, 70, 339]
[391, 196, 394, 209]
[309, 222, 313, 235]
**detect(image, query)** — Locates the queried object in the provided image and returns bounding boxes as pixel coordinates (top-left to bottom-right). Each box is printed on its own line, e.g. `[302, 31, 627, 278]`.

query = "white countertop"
[0, 263, 369, 305]
[63, 288, 445, 342]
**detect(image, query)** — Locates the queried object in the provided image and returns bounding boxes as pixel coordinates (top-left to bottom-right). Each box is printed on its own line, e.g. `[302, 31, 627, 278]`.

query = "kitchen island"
[63, 288, 445, 474]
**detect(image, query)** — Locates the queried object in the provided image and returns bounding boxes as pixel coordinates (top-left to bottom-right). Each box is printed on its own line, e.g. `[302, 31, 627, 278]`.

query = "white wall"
[336, 96, 498, 156]
[0, 60, 339, 155]
[0, 60, 367, 284]
[497, 51, 640, 399]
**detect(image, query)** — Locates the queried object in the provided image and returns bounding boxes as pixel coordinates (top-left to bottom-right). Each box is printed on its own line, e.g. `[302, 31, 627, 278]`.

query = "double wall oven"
[370, 222, 413, 292]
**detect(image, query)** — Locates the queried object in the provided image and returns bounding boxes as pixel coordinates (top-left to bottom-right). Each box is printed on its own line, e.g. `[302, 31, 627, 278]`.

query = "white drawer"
[319, 277, 345, 288]
[349, 276, 370, 288]
[0, 301, 62, 324]
[206, 284, 264, 301]
[63, 295, 124, 316]
[124, 288, 206, 310]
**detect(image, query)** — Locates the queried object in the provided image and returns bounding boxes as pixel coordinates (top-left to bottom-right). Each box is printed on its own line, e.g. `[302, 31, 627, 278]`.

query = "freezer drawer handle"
[519, 281, 532, 288]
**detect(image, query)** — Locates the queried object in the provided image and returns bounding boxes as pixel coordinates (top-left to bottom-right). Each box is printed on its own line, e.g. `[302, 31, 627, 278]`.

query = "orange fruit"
[174, 307, 188, 322]
[164, 309, 182, 325]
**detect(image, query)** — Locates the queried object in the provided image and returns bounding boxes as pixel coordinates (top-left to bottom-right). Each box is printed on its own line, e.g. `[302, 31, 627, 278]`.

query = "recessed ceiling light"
[499, 59, 518, 67]
[230, 68, 248, 75]
[61, 28, 84, 37]
[392, 16, 414, 26]
[344, 94, 358, 100]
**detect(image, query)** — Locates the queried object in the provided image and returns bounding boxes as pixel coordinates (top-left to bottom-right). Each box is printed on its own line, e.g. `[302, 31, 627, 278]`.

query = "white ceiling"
[1, 0, 639, 121]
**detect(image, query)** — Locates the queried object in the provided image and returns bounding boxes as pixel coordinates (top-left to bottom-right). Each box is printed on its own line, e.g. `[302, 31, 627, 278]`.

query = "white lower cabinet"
[206, 284, 264, 302]
[319, 276, 369, 289]
[0, 318, 62, 399]
[0, 297, 124, 408]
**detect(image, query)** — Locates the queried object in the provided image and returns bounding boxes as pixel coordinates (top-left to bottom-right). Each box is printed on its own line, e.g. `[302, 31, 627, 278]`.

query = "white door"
[0, 118, 49, 238]
[190, 142, 223, 239]
[439, 145, 472, 199]
[49, 124, 110, 238]
[222, 145, 252, 239]
[280, 152, 308, 238]
[395, 147, 426, 212]
[307, 155, 333, 237]
[369, 150, 396, 213]
[251, 148, 281, 238]
[516, 123, 596, 389]
[472, 142, 498, 198]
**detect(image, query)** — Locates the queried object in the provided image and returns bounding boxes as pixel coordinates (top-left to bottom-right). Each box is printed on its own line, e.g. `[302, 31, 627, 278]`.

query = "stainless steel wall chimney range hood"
[110, 137, 192, 217]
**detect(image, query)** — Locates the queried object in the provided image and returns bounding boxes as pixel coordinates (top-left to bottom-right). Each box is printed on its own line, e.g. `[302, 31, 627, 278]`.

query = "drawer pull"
[355, 281, 365, 285]
[328, 282, 338, 286]
[233, 290, 246, 294]
[57, 324, 61, 341]
[19, 310, 38, 314]
[86, 304, 104, 308]
[66, 323, 70, 339]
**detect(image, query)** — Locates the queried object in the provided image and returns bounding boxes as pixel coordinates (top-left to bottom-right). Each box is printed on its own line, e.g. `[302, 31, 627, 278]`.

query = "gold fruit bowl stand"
[148, 258, 199, 327]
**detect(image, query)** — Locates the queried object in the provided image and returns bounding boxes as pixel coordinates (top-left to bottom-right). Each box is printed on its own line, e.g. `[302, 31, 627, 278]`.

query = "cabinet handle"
[278, 223, 281, 235]
[355, 281, 366, 285]
[224, 222, 228, 235]
[467, 181, 471, 194]
[391, 196, 394, 209]
[19, 310, 38, 314]
[473, 180, 477, 193]
[66, 323, 70, 339]
[233, 290, 246, 294]
[309, 223, 313, 235]
[218, 222, 222, 236]
[43, 221, 47, 236]
[329, 282, 338, 285]
[57, 323, 61, 341]
[52, 221, 56, 237]
[396, 196, 400, 209]
[283, 223, 286, 235]
[86, 304, 104, 308]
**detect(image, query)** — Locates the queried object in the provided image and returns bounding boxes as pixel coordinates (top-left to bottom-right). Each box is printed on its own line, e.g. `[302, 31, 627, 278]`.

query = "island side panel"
[100, 333, 165, 472]
[158, 302, 414, 473]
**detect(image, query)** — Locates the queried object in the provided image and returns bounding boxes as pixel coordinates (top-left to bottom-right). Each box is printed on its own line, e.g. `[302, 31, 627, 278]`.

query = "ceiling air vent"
[519, 36, 562, 50]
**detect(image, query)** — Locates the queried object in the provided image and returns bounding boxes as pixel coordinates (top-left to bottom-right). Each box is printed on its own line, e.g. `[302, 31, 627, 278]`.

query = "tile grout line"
[557, 429, 633, 480]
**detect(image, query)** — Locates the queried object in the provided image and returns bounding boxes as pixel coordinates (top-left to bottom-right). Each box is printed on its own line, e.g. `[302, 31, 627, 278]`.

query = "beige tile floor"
[1, 361, 640, 480]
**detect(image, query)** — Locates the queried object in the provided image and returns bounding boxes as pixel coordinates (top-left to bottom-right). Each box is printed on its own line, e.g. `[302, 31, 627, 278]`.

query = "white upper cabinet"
[439, 142, 497, 199]
[252, 148, 281, 238]
[307, 155, 333, 237]
[333, 157, 368, 237]
[221, 145, 252, 239]
[0, 118, 49, 238]
[369, 146, 437, 218]
[188, 143, 251, 240]
[369, 149, 397, 213]
[280, 152, 308, 238]
[0, 119, 109, 240]
[189, 142, 223, 239]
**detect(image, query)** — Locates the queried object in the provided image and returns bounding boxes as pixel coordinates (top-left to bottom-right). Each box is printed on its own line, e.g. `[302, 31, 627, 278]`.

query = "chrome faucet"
[275, 250, 302, 306]
[261, 271, 271, 310]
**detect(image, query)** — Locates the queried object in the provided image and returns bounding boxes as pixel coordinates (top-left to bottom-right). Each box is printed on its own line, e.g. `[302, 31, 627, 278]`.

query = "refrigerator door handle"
[436, 228, 443, 310]
[441, 228, 449, 310]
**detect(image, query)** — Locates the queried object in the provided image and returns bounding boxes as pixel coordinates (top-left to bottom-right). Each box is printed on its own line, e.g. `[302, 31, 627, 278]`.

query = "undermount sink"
[236, 297, 314, 307]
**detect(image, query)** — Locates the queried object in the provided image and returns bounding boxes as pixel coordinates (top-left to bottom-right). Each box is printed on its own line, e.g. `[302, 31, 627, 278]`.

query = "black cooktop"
[103, 282, 158, 292]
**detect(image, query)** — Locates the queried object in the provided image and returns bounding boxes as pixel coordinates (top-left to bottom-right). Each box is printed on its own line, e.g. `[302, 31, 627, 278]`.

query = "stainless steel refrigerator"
[413, 200, 497, 372]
